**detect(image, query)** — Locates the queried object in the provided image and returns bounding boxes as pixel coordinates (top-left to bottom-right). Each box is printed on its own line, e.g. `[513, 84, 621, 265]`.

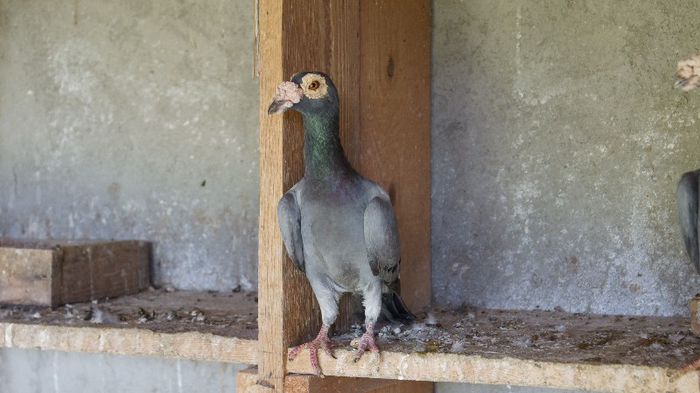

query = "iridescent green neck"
[301, 110, 351, 179]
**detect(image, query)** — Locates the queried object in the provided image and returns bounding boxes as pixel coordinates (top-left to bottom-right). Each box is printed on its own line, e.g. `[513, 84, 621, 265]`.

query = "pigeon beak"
[267, 99, 292, 115]
[268, 81, 303, 115]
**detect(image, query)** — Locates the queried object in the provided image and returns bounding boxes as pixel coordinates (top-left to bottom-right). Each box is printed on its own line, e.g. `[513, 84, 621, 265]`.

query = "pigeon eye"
[308, 81, 320, 91]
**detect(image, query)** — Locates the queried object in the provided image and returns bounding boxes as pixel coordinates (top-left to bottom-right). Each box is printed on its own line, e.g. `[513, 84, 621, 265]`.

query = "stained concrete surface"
[432, 0, 700, 316]
[0, 348, 247, 393]
[0, 0, 259, 292]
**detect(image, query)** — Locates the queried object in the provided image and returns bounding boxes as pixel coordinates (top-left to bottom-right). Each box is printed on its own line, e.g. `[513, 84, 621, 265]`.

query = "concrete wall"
[0, 348, 246, 393]
[3, 0, 700, 316]
[432, 0, 700, 316]
[0, 0, 259, 291]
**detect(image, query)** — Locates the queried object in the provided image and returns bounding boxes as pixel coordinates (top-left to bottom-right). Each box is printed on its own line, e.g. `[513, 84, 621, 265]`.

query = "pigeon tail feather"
[380, 290, 415, 323]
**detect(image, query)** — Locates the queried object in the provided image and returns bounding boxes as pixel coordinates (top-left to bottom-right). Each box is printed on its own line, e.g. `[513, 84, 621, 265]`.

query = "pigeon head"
[267, 71, 339, 115]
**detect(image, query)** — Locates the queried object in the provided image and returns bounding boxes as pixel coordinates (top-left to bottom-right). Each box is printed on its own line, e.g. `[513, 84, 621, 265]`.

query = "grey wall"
[0, 348, 246, 393]
[4, 0, 699, 316]
[432, 0, 700, 316]
[0, 0, 259, 291]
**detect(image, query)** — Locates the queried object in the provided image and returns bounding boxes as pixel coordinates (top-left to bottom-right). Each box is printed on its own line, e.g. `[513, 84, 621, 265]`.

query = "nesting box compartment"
[0, 239, 151, 307]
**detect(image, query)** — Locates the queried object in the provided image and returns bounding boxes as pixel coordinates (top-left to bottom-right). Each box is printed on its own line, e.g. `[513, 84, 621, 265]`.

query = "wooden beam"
[358, 0, 432, 312]
[237, 368, 432, 393]
[257, 0, 328, 390]
[284, 348, 700, 393]
[691, 295, 700, 335]
[3, 320, 698, 393]
[0, 322, 257, 364]
[257, 1, 432, 391]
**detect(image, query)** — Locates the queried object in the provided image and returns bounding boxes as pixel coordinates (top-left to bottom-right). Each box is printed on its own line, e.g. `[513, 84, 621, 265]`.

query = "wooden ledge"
[0, 322, 257, 364]
[285, 307, 700, 393]
[0, 289, 258, 364]
[286, 348, 698, 393]
[2, 293, 699, 392]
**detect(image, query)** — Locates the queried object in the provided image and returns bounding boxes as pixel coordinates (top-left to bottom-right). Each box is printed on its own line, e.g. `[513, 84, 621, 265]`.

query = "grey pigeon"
[268, 71, 414, 375]
[675, 55, 700, 274]
[677, 170, 700, 274]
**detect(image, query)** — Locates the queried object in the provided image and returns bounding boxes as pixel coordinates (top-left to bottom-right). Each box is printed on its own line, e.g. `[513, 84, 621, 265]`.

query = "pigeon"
[675, 54, 700, 92]
[268, 71, 414, 375]
[677, 171, 700, 274]
[675, 54, 700, 274]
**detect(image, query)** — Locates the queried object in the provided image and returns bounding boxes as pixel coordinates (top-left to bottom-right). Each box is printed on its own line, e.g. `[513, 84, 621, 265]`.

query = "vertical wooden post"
[256, 1, 431, 391]
[358, 0, 432, 312]
[691, 295, 700, 335]
[258, 1, 317, 391]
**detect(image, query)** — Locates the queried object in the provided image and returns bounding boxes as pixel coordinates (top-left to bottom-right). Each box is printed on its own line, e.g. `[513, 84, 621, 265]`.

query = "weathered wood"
[691, 295, 700, 335]
[3, 301, 700, 393]
[358, 0, 432, 312]
[257, 1, 432, 391]
[238, 368, 432, 393]
[285, 374, 432, 393]
[284, 348, 700, 393]
[0, 322, 258, 365]
[0, 239, 150, 307]
[237, 368, 274, 393]
[0, 248, 56, 305]
[257, 0, 320, 391]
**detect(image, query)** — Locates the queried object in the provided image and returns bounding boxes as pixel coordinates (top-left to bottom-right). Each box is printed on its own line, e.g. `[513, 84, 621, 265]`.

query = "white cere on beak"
[268, 81, 303, 114]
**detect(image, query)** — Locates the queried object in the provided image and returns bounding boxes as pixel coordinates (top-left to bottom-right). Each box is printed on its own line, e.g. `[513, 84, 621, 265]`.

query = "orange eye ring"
[308, 80, 320, 91]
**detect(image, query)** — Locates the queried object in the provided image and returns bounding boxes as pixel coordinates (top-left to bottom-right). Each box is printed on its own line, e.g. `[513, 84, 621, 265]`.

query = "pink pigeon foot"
[353, 324, 379, 362]
[288, 325, 334, 376]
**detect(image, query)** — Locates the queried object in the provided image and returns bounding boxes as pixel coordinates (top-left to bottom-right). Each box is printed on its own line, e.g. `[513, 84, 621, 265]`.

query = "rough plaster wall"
[0, 0, 259, 291]
[432, 0, 700, 316]
[0, 348, 246, 393]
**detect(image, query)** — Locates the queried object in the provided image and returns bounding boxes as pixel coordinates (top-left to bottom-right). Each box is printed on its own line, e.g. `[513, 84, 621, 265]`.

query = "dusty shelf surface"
[2, 294, 700, 392]
[339, 308, 700, 369]
[287, 308, 700, 393]
[0, 289, 259, 364]
[0, 289, 258, 339]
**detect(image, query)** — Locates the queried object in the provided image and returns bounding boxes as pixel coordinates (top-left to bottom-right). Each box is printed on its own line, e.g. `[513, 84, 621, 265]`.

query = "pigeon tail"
[380, 290, 415, 323]
[678, 170, 700, 274]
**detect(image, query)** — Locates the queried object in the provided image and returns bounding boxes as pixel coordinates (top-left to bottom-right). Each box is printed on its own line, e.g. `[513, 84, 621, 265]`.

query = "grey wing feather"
[278, 192, 305, 272]
[677, 171, 700, 274]
[364, 196, 401, 284]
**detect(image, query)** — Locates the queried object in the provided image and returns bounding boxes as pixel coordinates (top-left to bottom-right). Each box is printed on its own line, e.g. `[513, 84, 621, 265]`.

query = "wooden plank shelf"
[0, 290, 258, 364]
[2, 292, 698, 392]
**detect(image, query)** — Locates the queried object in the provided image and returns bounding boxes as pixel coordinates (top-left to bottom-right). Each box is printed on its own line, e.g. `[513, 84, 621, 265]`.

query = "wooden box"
[0, 239, 151, 307]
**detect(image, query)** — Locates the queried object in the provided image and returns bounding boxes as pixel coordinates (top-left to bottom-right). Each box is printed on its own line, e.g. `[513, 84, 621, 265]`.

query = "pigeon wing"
[364, 196, 401, 284]
[278, 192, 305, 272]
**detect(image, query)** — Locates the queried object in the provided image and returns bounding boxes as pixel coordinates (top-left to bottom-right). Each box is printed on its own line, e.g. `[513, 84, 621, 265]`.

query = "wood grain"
[257, 0, 289, 391]
[691, 295, 700, 335]
[0, 248, 56, 305]
[59, 241, 151, 305]
[359, 0, 432, 312]
[257, 1, 432, 391]
[0, 239, 150, 307]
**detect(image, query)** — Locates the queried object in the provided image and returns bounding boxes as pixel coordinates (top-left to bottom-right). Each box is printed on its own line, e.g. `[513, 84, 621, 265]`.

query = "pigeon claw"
[352, 331, 380, 363]
[288, 328, 334, 376]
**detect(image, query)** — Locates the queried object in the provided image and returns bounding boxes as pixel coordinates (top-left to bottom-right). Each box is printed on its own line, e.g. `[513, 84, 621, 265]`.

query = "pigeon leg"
[288, 324, 334, 376]
[353, 323, 379, 362]
[354, 282, 381, 362]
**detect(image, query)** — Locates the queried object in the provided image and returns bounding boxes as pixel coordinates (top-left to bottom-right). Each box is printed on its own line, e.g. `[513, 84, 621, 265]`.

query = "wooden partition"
[256, 1, 431, 391]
